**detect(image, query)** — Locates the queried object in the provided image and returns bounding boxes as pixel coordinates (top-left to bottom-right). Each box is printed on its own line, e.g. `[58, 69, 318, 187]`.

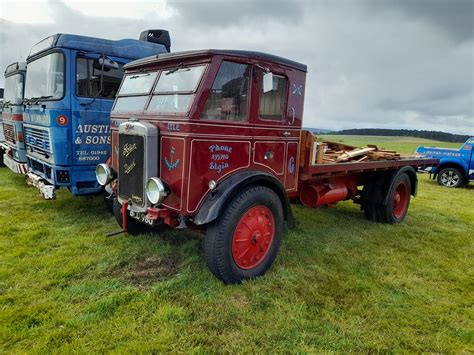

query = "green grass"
[0, 135, 472, 352]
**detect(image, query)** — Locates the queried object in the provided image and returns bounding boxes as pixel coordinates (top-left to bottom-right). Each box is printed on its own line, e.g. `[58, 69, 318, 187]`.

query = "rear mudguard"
[193, 170, 295, 229]
[382, 166, 418, 205]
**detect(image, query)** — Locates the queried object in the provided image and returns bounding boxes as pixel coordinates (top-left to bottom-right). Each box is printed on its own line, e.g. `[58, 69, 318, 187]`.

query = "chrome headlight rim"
[146, 177, 168, 204]
[95, 163, 113, 186]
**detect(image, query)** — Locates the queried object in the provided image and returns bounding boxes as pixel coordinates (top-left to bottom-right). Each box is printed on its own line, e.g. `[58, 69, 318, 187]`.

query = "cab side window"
[76, 57, 124, 99]
[201, 61, 250, 121]
[259, 74, 288, 120]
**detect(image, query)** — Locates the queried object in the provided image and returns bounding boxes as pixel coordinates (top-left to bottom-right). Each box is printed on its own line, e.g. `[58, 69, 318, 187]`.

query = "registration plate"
[129, 210, 155, 226]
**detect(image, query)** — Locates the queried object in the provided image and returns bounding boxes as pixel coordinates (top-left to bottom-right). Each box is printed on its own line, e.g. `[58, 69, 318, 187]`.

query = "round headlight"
[96, 163, 112, 186]
[146, 177, 168, 204]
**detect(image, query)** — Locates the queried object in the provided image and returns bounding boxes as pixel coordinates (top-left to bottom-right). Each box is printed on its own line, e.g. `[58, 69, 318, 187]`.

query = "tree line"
[323, 128, 470, 143]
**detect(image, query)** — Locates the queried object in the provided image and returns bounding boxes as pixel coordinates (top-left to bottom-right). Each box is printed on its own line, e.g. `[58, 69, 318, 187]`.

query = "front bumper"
[417, 166, 433, 174]
[25, 172, 56, 199]
[3, 153, 28, 174]
[27, 155, 101, 195]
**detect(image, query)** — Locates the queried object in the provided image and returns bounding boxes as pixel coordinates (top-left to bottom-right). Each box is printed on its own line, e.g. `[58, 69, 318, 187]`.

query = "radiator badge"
[131, 195, 143, 204]
[124, 160, 136, 174]
[123, 143, 137, 157]
[164, 146, 180, 171]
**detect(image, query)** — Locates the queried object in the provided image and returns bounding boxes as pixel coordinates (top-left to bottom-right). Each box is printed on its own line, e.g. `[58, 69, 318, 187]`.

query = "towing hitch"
[106, 201, 129, 237]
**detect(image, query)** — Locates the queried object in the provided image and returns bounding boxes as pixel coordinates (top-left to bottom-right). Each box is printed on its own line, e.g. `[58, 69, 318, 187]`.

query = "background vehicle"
[97, 50, 438, 283]
[416, 138, 474, 187]
[0, 87, 3, 166]
[0, 62, 27, 174]
[23, 30, 171, 199]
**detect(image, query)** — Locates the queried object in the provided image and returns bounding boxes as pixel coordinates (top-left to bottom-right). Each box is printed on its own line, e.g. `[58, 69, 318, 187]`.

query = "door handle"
[283, 131, 291, 137]
[288, 107, 295, 125]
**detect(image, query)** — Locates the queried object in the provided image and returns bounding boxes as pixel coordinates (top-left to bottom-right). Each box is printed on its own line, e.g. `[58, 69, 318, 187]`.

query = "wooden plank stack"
[312, 140, 402, 165]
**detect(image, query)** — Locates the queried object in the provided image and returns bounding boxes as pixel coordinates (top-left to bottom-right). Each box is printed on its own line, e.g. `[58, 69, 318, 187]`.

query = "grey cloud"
[0, 0, 472, 134]
[368, 0, 474, 42]
[167, 0, 304, 27]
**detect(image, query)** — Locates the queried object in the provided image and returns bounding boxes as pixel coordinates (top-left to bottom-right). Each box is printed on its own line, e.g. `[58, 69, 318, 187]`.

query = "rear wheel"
[112, 198, 150, 235]
[362, 173, 411, 224]
[437, 168, 464, 188]
[204, 185, 283, 284]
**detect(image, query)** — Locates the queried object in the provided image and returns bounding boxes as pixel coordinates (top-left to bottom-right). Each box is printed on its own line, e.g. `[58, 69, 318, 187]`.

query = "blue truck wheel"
[437, 168, 465, 188]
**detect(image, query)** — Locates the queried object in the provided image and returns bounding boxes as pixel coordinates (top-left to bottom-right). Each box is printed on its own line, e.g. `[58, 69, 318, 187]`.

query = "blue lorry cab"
[23, 31, 170, 198]
[416, 138, 474, 187]
[0, 62, 27, 173]
[0, 87, 3, 165]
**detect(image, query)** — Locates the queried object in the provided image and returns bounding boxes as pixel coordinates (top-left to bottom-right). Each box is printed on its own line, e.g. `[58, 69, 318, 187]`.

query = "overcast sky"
[0, 0, 472, 134]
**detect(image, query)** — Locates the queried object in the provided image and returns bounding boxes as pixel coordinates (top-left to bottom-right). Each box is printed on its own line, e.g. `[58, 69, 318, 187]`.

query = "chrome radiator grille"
[118, 133, 145, 206]
[3, 123, 15, 144]
[24, 125, 52, 161]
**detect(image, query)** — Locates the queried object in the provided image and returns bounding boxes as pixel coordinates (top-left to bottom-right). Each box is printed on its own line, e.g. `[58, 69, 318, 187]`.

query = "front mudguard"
[193, 170, 295, 229]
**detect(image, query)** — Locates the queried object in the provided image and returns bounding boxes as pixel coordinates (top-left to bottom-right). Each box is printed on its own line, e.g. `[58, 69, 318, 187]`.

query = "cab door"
[72, 53, 124, 166]
[463, 138, 474, 179]
[251, 66, 301, 191]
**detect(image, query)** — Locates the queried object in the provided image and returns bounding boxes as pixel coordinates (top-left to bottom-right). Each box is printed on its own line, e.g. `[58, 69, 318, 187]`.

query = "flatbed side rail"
[299, 158, 439, 180]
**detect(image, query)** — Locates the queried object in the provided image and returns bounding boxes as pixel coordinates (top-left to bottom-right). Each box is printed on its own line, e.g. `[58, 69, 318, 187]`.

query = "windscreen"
[25, 52, 65, 101]
[113, 64, 206, 114]
[3, 73, 24, 105]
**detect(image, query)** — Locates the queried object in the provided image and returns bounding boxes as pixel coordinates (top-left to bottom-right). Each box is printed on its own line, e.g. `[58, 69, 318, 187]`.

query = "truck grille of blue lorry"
[118, 133, 145, 207]
[3, 123, 16, 145]
[24, 125, 53, 162]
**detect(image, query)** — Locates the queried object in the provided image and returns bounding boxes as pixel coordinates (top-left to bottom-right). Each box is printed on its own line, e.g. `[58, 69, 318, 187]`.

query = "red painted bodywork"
[109, 50, 438, 222]
[111, 51, 305, 217]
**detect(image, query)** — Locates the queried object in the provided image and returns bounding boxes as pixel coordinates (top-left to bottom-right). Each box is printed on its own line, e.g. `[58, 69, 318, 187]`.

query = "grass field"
[0, 136, 472, 352]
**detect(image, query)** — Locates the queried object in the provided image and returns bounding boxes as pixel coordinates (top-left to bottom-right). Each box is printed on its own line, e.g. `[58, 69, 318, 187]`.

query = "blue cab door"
[72, 53, 112, 166]
[70, 52, 125, 193]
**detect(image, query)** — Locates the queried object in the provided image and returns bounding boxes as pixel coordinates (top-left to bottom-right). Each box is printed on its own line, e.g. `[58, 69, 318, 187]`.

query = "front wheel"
[437, 168, 465, 188]
[112, 198, 151, 235]
[204, 185, 284, 284]
[103, 188, 114, 213]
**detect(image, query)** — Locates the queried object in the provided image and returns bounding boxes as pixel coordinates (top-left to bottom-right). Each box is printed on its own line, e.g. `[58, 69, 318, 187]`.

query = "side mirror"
[95, 57, 119, 71]
[263, 71, 274, 93]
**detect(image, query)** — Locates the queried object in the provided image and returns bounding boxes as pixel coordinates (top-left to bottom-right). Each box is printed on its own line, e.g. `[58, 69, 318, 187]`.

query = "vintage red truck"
[95, 50, 438, 283]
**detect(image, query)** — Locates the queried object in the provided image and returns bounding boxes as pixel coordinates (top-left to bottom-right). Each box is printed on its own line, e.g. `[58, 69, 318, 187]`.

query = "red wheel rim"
[392, 181, 409, 218]
[232, 205, 275, 270]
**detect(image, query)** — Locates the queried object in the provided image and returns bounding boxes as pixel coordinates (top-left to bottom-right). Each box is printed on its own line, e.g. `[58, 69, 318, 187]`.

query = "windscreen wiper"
[26, 95, 53, 105]
[2, 100, 11, 107]
[129, 73, 150, 79]
[166, 63, 189, 75]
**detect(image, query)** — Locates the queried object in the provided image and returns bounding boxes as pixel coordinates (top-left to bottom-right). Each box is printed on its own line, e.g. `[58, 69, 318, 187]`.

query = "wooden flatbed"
[299, 157, 439, 180]
[298, 130, 439, 180]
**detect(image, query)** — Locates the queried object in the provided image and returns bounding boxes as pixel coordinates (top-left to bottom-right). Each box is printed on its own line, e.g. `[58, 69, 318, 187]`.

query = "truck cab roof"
[125, 49, 308, 72]
[28, 33, 170, 61]
[4, 62, 26, 76]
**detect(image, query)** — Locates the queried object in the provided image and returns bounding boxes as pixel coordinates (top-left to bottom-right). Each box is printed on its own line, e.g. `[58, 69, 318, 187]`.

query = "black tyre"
[361, 174, 388, 222]
[362, 173, 411, 224]
[112, 198, 150, 235]
[204, 185, 284, 284]
[103, 189, 114, 213]
[437, 168, 465, 188]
